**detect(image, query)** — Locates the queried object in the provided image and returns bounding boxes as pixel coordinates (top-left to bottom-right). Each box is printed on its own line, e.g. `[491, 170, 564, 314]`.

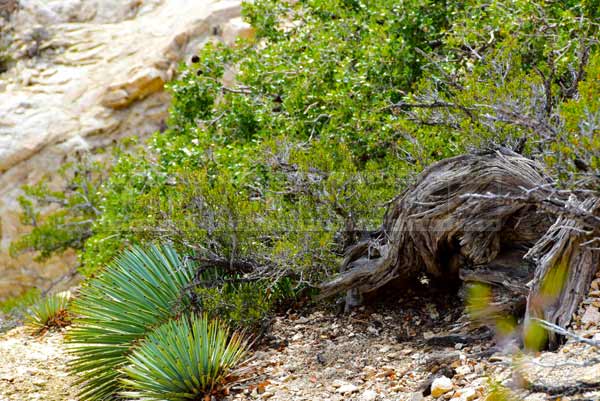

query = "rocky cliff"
[0, 0, 250, 299]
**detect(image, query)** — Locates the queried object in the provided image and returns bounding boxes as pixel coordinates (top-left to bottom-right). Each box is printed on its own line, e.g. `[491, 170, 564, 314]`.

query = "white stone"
[454, 365, 471, 376]
[336, 384, 359, 394]
[331, 379, 345, 388]
[367, 326, 379, 335]
[460, 388, 478, 401]
[360, 389, 377, 401]
[431, 376, 454, 398]
[581, 306, 600, 324]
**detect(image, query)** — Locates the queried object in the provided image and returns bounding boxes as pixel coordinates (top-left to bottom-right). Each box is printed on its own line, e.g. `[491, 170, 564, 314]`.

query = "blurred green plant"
[66, 244, 196, 401]
[0, 288, 40, 315]
[0, 18, 15, 74]
[25, 292, 71, 335]
[484, 379, 520, 401]
[522, 319, 548, 352]
[0, 48, 13, 74]
[120, 315, 249, 400]
[10, 153, 105, 263]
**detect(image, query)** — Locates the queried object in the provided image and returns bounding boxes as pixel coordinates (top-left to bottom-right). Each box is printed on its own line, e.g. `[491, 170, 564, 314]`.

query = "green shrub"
[25, 292, 71, 335]
[18, 0, 599, 280]
[194, 281, 273, 328]
[120, 315, 249, 400]
[10, 0, 600, 331]
[549, 51, 600, 184]
[193, 274, 308, 328]
[1, 288, 42, 333]
[13, 0, 459, 279]
[66, 244, 196, 401]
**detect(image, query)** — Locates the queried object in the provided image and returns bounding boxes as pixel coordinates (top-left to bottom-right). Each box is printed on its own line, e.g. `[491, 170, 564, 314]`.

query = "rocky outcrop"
[0, 0, 252, 299]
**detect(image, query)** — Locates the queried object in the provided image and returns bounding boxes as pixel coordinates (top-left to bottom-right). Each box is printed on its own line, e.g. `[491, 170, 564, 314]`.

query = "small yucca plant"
[120, 315, 249, 400]
[66, 244, 196, 401]
[26, 292, 71, 335]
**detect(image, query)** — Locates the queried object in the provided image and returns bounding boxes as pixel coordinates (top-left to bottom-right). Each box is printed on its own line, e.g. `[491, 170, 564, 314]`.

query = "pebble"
[453, 387, 477, 401]
[360, 389, 378, 401]
[409, 392, 424, 401]
[581, 307, 600, 324]
[454, 365, 471, 376]
[367, 326, 379, 335]
[474, 363, 485, 374]
[431, 376, 454, 397]
[379, 346, 391, 353]
[336, 384, 359, 394]
[31, 378, 46, 386]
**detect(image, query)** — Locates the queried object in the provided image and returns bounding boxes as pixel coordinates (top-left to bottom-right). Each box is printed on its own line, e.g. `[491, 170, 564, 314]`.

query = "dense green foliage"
[120, 315, 249, 400]
[66, 244, 196, 401]
[25, 292, 71, 335]
[13, 0, 600, 327]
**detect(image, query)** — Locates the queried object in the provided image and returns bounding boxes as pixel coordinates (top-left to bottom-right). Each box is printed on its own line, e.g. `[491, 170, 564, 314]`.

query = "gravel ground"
[0, 274, 598, 401]
[0, 327, 78, 401]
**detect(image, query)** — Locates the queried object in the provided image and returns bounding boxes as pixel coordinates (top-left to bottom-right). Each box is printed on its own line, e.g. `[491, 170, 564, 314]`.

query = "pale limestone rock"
[454, 365, 471, 376]
[222, 17, 254, 45]
[360, 389, 378, 401]
[336, 384, 359, 394]
[452, 387, 477, 401]
[431, 376, 454, 398]
[0, 0, 253, 299]
[581, 306, 600, 325]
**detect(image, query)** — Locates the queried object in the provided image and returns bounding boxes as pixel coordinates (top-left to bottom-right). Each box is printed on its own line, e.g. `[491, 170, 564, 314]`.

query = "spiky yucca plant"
[66, 244, 196, 401]
[121, 315, 249, 400]
[26, 292, 71, 335]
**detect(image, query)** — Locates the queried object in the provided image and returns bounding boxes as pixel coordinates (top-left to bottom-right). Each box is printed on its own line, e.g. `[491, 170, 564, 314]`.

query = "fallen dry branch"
[527, 381, 600, 397]
[320, 148, 600, 347]
[532, 318, 600, 348]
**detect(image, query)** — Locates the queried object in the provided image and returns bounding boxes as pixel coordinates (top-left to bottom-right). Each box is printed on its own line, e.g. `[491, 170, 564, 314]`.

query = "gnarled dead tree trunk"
[525, 197, 600, 348]
[320, 148, 600, 347]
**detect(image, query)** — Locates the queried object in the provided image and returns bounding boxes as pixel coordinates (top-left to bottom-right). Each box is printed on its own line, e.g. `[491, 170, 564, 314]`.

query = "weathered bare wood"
[525, 198, 600, 349]
[319, 148, 600, 348]
[320, 148, 553, 298]
[459, 248, 534, 296]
